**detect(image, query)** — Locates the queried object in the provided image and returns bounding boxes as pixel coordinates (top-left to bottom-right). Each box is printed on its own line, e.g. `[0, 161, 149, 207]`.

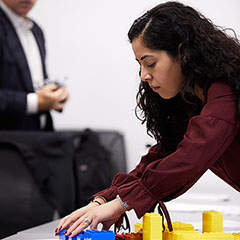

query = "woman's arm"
[89, 142, 163, 202]
[56, 82, 239, 236]
[116, 82, 240, 218]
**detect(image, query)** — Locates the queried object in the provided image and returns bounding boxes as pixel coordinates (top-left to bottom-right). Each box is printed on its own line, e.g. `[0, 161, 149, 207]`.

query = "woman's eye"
[147, 63, 155, 68]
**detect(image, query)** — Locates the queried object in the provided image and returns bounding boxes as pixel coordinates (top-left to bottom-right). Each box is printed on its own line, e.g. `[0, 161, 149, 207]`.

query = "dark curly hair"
[128, 1, 240, 156]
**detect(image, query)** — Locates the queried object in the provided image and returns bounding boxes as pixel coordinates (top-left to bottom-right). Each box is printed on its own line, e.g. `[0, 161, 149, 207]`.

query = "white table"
[2, 220, 59, 240]
[3, 189, 240, 239]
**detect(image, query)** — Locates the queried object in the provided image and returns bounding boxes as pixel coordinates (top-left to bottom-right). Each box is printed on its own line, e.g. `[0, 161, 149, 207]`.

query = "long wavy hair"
[128, 1, 240, 156]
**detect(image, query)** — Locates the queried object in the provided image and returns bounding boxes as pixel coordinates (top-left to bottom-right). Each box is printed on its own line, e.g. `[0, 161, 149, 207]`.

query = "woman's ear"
[178, 43, 186, 63]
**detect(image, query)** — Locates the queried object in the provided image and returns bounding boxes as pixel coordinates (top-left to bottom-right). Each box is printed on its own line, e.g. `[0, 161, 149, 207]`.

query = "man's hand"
[37, 83, 69, 111]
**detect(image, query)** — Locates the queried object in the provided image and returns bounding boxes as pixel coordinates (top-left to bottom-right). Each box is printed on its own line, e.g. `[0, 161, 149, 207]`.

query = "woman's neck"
[195, 84, 204, 102]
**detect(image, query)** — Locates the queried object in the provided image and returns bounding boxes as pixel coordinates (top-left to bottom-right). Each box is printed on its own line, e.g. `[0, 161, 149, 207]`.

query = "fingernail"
[68, 232, 72, 237]
[55, 233, 59, 236]
[64, 231, 68, 235]
[59, 226, 62, 231]
[55, 228, 58, 233]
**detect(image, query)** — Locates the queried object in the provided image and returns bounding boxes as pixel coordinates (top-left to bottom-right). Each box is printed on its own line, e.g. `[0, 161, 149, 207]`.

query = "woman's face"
[132, 37, 184, 99]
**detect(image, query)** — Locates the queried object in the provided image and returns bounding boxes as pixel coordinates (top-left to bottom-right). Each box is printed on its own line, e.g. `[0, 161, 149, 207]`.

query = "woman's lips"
[151, 86, 160, 92]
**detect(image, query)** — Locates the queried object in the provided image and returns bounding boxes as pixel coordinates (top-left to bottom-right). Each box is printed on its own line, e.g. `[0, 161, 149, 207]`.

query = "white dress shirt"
[0, 0, 44, 114]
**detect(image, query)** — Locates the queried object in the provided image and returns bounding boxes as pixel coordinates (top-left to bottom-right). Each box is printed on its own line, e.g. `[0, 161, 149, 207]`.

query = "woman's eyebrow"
[136, 55, 154, 61]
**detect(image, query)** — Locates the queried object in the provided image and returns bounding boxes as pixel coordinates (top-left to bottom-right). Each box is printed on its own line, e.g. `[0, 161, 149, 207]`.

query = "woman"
[56, 1, 240, 237]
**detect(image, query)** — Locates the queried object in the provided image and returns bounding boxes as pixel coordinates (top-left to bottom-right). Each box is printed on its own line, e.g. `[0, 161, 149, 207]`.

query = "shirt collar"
[0, 0, 33, 30]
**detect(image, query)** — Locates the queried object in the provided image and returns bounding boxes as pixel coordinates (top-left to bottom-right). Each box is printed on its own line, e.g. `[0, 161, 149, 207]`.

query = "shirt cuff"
[118, 179, 157, 218]
[26, 93, 38, 114]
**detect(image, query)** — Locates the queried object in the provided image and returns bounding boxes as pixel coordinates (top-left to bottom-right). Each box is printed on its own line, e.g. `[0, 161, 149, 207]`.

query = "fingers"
[56, 215, 76, 234]
[55, 201, 120, 238]
[52, 87, 69, 100]
[65, 215, 94, 237]
[64, 209, 104, 237]
[56, 209, 85, 235]
[55, 215, 71, 234]
[52, 88, 69, 110]
[42, 83, 59, 91]
[56, 203, 98, 236]
[37, 85, 69, 111]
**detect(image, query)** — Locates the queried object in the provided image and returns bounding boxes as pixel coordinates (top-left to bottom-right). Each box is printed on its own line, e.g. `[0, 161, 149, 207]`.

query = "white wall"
[30, 0, 240, 192]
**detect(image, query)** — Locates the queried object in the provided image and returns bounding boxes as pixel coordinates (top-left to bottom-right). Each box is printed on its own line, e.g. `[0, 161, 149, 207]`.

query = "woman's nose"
[140, 69, 151, 82]
[141, 71, 152, 82]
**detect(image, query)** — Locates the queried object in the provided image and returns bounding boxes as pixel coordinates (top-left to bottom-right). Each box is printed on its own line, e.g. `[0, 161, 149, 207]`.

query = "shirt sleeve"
[117, 82, 240, 218]
[93, 82, 240, 219]
[90, 143, 164, 201]
[26, 93, 38, 114]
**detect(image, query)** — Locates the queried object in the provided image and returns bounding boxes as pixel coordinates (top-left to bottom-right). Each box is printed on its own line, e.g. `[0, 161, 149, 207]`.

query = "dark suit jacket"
[0, 8, 53, 130]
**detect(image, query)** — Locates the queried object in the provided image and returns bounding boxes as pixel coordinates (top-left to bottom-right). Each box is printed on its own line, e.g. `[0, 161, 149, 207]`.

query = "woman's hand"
[56, 199, 126, 237]
[55, 201, 99, 234]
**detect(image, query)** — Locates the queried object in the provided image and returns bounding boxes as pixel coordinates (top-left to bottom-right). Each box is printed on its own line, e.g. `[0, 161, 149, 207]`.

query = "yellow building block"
[143, 212, 162, 240]
[163, 221, 195, 240]
[163, 229, 173, 240]
[172, 231, 235, 240]
[166, 222, 195, 231]
[135, 222, 143, 233]
[233, 232, 240, 240]
[172, 230, 199, 240]
[202, 232, 234, 239]
[180, 236, 205, 240]
[202, 211, 223, 232]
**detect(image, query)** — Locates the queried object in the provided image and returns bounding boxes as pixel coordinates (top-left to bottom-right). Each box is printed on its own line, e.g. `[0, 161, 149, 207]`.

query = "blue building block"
[59, 229, 115, 240]
[59, 229, 68, 240]
[59, 229, 82, 240]
[76, 231, 84, 240]
[83, 229, 115, 240]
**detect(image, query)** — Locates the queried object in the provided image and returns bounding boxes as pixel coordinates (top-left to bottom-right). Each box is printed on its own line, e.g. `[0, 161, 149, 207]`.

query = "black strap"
[114, 201, 173, 234]
[114, 212, 131, 234]
[158, 201, 173, 232]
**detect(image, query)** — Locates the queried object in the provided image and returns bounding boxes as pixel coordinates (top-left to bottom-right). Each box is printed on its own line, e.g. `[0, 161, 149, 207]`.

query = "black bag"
[73, 129, 113, 207]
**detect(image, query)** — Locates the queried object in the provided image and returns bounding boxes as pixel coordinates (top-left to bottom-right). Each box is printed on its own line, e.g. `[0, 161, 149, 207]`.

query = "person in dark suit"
[0, 0, 69, 130]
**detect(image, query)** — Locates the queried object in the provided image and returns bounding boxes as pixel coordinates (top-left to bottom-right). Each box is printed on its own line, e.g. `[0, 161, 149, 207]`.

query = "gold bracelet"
[93, 196, 107, 203]
[92, 199, 102, 205]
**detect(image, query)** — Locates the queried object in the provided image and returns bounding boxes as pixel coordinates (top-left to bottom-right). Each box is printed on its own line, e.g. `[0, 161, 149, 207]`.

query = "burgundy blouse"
[92, 81, 240, 219]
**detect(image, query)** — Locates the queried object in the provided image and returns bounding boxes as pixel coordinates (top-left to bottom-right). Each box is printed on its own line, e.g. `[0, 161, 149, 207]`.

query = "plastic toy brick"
[202, 211, 223, 233]
[142, 212, 162, 240]
[59, 229, 115, 240]
[202, 232, 234, 239]
[59, 229, 68, 240]
[76, 231, 85, 240]
[115, 233, 126, 240]
[164, 221, 195, 231]
[115, 235, 126, 240]
[59, 229, 84, 240]
[84, 229, 115, 240]
[180, 232, 235, 240]
[163, 230, 199, 240]
[134, 222, 143, 233]
[123, 232, 142, 240]
[233, 232, 240, 240]
[172, 230, 199, 240]
[163, 221, 195, 240]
